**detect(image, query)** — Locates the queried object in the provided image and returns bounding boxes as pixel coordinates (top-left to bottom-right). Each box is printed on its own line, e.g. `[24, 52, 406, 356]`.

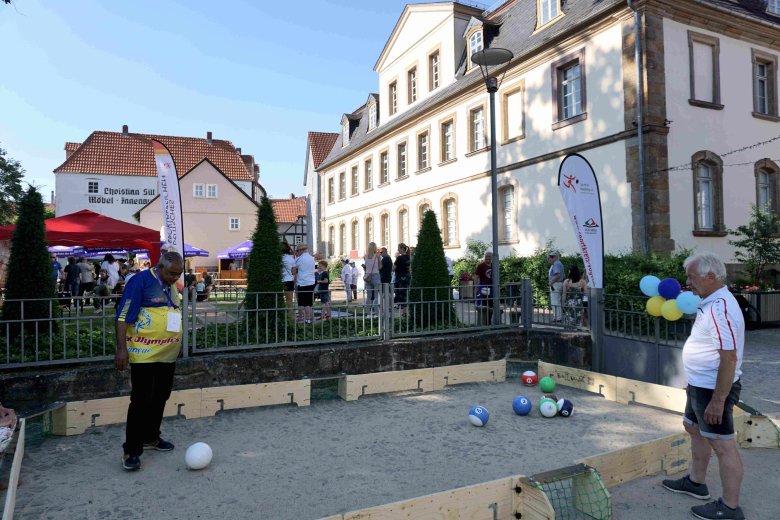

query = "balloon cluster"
[639, 275, 701, 321]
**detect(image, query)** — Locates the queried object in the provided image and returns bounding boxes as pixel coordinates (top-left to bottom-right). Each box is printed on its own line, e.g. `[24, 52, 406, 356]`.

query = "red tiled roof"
[307, 132, 339, 169]
[271, 196, 306, 223]
[54, 131, 254, 181]
[65, 142, 81, 152]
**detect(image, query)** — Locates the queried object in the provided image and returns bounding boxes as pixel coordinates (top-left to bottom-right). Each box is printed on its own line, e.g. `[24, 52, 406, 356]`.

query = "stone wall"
[1, 329, 590, 412]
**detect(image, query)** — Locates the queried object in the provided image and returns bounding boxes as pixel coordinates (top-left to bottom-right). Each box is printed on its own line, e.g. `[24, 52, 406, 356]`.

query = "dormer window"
[769, 0, 779, 14]
[468, 31, 483, 68]
[539, 0, 561, 26]
[368, 102, 377, 131]
[342, 121, 350, 147]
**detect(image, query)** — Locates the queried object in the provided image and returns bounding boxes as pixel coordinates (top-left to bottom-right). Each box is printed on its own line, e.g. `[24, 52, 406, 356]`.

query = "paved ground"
[7, 330, 780, 519]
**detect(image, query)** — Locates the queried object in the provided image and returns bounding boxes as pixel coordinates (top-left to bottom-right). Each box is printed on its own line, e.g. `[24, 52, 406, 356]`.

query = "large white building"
[306, 0, 780, 263]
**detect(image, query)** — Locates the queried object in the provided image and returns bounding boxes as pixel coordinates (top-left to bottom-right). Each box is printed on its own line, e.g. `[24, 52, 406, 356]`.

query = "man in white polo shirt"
[662, 252, 745, 520]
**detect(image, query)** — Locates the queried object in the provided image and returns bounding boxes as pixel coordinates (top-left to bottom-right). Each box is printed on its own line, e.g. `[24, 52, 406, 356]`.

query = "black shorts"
[319, 290, 330, 304]
[297, 284, 315, 307]
[683, 380, 741, 440]
[284, 281, 295, 292]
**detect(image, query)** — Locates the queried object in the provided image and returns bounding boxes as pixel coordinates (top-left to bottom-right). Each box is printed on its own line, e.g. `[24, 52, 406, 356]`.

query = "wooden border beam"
[1, 418, 25, 520]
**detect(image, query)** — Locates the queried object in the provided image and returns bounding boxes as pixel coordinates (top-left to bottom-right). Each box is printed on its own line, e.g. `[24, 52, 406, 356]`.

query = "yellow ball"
[646, 296, 666, 317]
[661, 299, 683, 321]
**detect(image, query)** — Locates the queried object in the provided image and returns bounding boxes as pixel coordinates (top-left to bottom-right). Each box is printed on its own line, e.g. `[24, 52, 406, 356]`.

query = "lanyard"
[154, 268, 178, 309]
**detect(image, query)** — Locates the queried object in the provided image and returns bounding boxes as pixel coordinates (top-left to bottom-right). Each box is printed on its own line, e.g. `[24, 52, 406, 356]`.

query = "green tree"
[0, 146, 25, 226]
[2, 187, 55, 331]
[408, 210, 452, 326]
[244, 196, 283, 316]
[729, 204, 780, 286]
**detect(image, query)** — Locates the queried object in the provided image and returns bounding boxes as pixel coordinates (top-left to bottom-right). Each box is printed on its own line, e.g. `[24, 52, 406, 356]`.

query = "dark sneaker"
[143, 438, 174, 451]
[662, 475, 710, 499]
[122, 454, 141, 470]
[691, 498, 745, 520]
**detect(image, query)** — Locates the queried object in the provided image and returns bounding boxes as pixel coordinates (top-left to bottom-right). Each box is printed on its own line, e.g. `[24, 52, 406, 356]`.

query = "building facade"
[310, 0, 780, 263]
[54, 126, 262, 224]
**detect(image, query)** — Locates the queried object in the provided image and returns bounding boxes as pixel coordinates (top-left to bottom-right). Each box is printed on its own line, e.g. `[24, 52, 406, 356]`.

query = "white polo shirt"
[682, 286, 744, 389]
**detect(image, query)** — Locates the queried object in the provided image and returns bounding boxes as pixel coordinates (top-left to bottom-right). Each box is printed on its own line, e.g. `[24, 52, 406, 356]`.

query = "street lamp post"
[472, 48, 513, 325]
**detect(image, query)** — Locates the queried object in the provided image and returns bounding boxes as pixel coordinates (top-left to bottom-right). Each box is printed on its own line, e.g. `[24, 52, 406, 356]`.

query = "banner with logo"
[151, 140, 184, 261]
[557, 153, 604, 289]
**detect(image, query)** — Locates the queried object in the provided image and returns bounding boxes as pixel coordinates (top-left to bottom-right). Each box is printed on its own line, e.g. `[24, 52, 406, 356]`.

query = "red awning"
[0, 209, 163, 265]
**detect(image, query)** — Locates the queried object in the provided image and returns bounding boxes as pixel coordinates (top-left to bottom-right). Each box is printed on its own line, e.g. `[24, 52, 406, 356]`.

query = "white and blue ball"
[468, 405, 490, 427]
[512, 396, 532, 416]
[539, 398, 558, 418]
[185, 442, 213, 470]
[557, 398, 574, 417]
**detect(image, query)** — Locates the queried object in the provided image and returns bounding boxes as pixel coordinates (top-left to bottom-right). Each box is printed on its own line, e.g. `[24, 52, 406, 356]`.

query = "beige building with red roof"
[54, 125, 262, 224]
[304, 131, 339, 253]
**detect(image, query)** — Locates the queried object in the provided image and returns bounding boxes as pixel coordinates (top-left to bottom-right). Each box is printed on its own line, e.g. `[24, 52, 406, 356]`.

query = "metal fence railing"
[1, 280, 699, 369]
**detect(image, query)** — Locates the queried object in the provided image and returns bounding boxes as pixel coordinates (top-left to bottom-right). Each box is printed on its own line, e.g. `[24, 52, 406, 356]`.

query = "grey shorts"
[683, 380, 741, 440]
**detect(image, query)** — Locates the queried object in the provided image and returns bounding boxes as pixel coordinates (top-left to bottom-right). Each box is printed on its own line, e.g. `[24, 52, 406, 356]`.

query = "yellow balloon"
[661, 299, 683, 321]
[646, 296, 666, 317]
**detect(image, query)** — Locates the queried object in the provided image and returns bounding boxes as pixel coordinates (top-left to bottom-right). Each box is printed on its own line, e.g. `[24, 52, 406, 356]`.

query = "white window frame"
[193, 183, 204, 198]
[87, 180, 99, 194]
[351, 166, 359, 196]
[206, 184, 218, 198]
[368, 103, 377, 131]
[417, 131, 429, 171]
[398, 208, 409, 245]
[468, 31, 483, 68]
[769, 0, 780, 15]
[342, 122, 350, 146]
[752, 49, 778, 119]
[408, 67, 417, 104]
[397, 141, 407, 179]
[539, 0, 560, 26]
[389, 81, 398, 115]
[501, 186, 514, 241]
[364, 158, 373, 190]
[470, 107, 485, 152]
[339, 171, 347, 200]
[429, 51, 440, 91]
[380, 151, 389, 184]
[229, 217, 240, 231]
[327, 177, 334, 204]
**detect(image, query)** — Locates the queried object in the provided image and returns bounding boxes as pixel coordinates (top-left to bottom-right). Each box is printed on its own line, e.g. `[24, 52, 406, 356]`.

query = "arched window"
[328, 225, 335, 257]
[417, 199, 432, 228]
[691, 151, 724, 234]
[441, 195, 459, 247]
[339, 223, 347, 256]
[351, 219, 359, 252]
[380, 212, 391, 248]
[365, 215, 374, 246]
[398, 206, 409, 245]
[755, 159, 780, 216]
[500, 185, 515, 241]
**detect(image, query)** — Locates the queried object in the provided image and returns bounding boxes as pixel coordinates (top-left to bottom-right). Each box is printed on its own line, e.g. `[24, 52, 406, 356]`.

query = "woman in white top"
[281, 242, 296, 320]
[363, 242, 382, 315]
[101, 254, 120, 286]
[291, 243, 316, 324]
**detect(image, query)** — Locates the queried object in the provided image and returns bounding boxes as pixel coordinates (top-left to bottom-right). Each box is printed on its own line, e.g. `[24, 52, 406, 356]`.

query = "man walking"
[661, 252, 745, 520]
[114, 251, 184, 471]
[341, 259, 353, 304]
[547, 251, 564, 322]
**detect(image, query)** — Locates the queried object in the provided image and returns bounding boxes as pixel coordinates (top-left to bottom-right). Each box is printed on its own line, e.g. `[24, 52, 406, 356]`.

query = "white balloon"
[185, 442, 213, 470]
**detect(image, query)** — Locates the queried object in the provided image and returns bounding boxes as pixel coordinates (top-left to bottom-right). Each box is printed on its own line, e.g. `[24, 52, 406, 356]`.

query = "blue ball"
[512, 396, 532, 416]
[557, 398, 574, 417]
[468, 405, 490, 427]
[658, 277, 681, 300]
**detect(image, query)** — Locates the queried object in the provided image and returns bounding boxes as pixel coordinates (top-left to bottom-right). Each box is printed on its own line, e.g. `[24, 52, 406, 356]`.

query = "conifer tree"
[244, 196, 283, 317]
[408, 210, 453, 326]
[2, 186, 55, 330]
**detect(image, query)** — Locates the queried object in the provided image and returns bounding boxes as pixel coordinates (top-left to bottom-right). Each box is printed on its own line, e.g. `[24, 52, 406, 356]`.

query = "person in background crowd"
[64, 256, 81, 301]
[93, 268, 117, 309]
[350, 261, 359, 301]
[547, 251, 564, 322]
[183, 268, 197, 291]
[292, 244, 316, 324]
[201, 271, 214, 300]
[102, 254, 120, 287]
[316, 260, 331, 320]
[51, 255, 63, 290]
[473, 251, 493, 307]
[281, 242, 296, 320]
[363, 242, 381, 317]
[341, 259, 353, 304]
[445, 255, 454, 283]
[115, 251, 185, 471]
[379, 247, 393, 286]
[562, 265, 589, 328]
[142, 261, 151, 270]
[125, 266, 139, 285]
[77, 257, 95, 308]
[393, 243, 411, 318]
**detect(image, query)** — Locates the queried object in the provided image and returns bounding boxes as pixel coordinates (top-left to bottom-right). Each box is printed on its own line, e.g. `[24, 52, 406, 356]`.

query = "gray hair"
[683, 252, 727, 282]
[157, 251, 184, 269]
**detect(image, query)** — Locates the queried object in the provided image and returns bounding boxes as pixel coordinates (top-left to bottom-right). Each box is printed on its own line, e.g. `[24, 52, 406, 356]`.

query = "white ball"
[539, 400, 558, 418]
[185, 442, 213, 470]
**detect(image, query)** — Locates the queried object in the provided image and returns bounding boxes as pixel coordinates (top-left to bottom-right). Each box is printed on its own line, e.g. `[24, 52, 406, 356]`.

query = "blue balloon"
[639, 275, 661, 297]
[658, 278, 682, 300]
[512, 396, 532, 416]
[676, 291, 701, 314]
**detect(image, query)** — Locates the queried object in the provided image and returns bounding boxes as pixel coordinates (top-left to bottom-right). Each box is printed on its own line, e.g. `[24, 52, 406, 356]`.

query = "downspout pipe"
[628, 0, 648, 255]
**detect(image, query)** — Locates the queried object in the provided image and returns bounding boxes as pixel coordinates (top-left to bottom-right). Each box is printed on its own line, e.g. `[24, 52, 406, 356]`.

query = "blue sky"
[0, 0, 427, 200]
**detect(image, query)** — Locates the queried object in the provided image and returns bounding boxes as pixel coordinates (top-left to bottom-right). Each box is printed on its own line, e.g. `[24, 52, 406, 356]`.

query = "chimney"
[122, 124, 129, 135]
[207, 131, 213, 144]
[236, 147, 242, 154]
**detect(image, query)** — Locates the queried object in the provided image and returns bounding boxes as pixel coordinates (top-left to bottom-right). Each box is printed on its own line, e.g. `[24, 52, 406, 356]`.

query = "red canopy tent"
[0, 209, 163, 265]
